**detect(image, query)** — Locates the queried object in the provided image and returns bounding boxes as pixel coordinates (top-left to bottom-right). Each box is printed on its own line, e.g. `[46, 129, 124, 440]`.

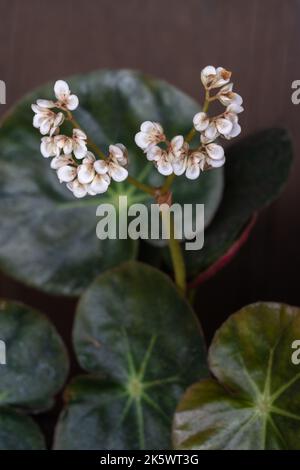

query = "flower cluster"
[135, 66, 243, 180]
[32, 80, 128, 198]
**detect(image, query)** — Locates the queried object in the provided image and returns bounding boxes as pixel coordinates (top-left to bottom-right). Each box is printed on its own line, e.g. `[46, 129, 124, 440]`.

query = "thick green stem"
[168, 223, 186, 294]
[161, 207, 186, 294]
[160, 174, 176, 194]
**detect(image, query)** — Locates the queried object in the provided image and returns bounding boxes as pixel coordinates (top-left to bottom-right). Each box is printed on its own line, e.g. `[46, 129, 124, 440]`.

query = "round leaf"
[54, 261, 208, 450]
[0, 70, 223, 296]
[0, 408, 45, 450]
[0, 300, 69, 411]
[181, 128, 293, 281]
[173, 302, 300, 450]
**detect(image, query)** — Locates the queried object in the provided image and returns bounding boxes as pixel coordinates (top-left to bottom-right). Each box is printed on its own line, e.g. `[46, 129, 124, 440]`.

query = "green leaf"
[181, 128, 293, 282]
[54, 261, 208, 450]
[0, 300, 69, 410]
[0, 408, 45, 450]
[0, 300, 69, 449]
[173, 302, 300, 450]
[0, 69, 223, 296]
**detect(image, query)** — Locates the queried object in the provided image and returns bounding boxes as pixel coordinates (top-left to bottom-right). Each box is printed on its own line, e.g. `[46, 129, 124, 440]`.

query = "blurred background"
[0, 0, 299, 442]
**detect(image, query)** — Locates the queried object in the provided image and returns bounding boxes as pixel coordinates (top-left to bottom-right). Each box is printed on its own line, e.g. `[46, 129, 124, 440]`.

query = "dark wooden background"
[0, 0, 300, 445]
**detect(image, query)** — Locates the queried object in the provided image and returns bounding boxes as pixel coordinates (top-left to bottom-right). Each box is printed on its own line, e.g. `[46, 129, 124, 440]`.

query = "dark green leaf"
[54, 261, 208, 449]
[181, 128, 293, 281]
[0, 408, 45, 450]
[0, 70, 223, 295]
[0, 300, 69, 410]
[0, 300, 68, 449]
[173, 302, 300, 450]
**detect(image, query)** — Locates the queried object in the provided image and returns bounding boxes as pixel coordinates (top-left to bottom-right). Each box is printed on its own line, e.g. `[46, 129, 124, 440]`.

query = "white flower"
[89, 173, 111, 194]
[36, 99, 56, 109]
[94, 144, 128, 183]
[55, 130, 87, 159]
[77, 152, 96, 184]
[201, 122, 219, 143]
[226, 103, 244, 114]
[109, 143, 128, 167]
[157, 152, 173, 176]
[135, 121, 165, 151]
[215, 116, 233, 136]
[217, 83, 243, 107]
[201, 66, 231, 90]
[170, 136, 189, 176]
[173, 155, 187, 176]
[32, 104, 64, 135]
[50, 154, 74, 169]
[72, 129, 88, 159]
[145, 145, 173, 175]
[185, 152, 203, 180]
[193, 112, 209, 132]
[146, 145, 162, 162]
[223, 111, 241, 140]
[67, 179, 88, 198]
[34, 81, 79, 111]
[40, 136, 60, 157]
[183, 143, 225, 179]
[169, 135, 187, 158]
[146, 136, 188, 177]
[55, 135, 74, 155]
[201, 116, 233, 142]
[205, 143, 225, 168]
[107, 144, 129, 182]
[54, 80, 79, 111]
[57, 164, 77, 183]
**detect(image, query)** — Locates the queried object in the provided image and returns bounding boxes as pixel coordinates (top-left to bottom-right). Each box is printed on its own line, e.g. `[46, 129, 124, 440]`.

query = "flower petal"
[173, 156, 187, 175]
[206, 143, 225, 160]
[40, 118, 51, 135]
[227, 103, 244, 114]
[186, 161, 200, 180]
[51, 155, 73, 169]
[89, 174, 110, 194]
[207, 156, 225, 168]
[226, 122, 241, 139]
[135, 131, 150, 150]
[57, 165, 77, 182]
[171, 135, 184, 152]
[204, 122, 219, 141]
[146, 145, 161, 161]
[215, 117, 233, 136]
[73, 128, 87, 140]
[54, 80, 70, 100]
[109, 163, 128, 182]
[157, 158, 173, 176]
[212, 67, 232, 88]
[68, 180, 88, 198]
[83, 151, 96, 164]
[201, 66, 216, 87]
[77, 164, 95, 184]
[67, 94, 79, 111]
[193, 112, 209, 131]
[73, 142, 87, 159]
[37, 99, 55, 109]
[94, 160, 109, 174]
